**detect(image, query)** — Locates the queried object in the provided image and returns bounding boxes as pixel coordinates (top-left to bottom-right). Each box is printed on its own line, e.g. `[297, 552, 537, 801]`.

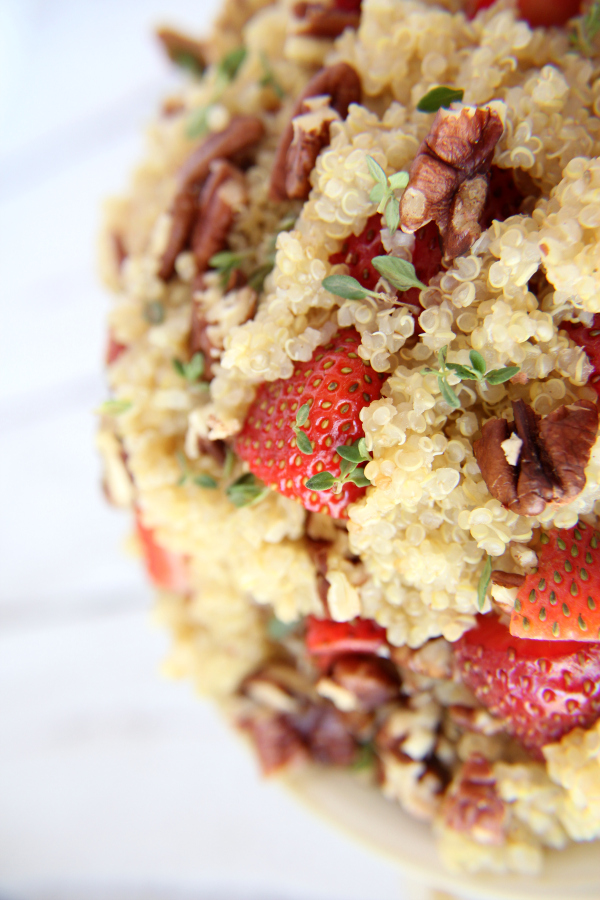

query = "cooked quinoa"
[99, 0, 600, 878]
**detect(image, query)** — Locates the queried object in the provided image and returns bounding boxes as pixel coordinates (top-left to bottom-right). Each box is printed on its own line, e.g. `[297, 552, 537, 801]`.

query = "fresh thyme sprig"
[96, 399, 132, 416]
[187, 46, 247, 138]
[209, 216, 296, 291]
[366, 156, 409, 235]
[172, 351, 209, 387]
[417, 86, 464, 113]
[477, 554, 492, 612]
[422, 347, 520, 410]
[175, 450, 218, 489]
[322, 256, 424, 303]
[226, 472, 269, 507]
[293, 403, 314, 455]
[571, 0, 600, 54]
[305, 438, 372, 493]
[259, 52, 285, 99]
[209, 249, 252, 286]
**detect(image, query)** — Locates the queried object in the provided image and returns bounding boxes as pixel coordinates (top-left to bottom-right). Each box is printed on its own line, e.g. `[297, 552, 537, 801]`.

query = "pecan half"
[292, 2, 361, 38]
[306, 536, 331, 608]
[474, 399, 598, 517]
[285, 98, 340, 199]
[157, 187, 197, 282]
[178, 115, 265, 190]
[270, 62, 361, 202]
[155, 26, 207, 71]
[441, 755, 506, 846]
[400, 104, 505, 260]
[329, 654, 400, 712]
[239, 711, 308, 774]
[191, 160, 248, 273]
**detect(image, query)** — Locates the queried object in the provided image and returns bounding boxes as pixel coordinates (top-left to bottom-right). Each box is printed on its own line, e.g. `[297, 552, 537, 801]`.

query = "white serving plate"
[283, 766, 600, 900]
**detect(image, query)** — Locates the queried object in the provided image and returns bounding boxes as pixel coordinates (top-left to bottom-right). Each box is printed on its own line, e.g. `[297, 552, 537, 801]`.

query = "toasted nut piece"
[157, 188, 197, 282]
[490, 570, 526, 589]
[179, 115, 265, 190]
[400, 104, 505, 260]
[292, 2, 360, 38]
[329, 654, 400, 712]
[474, 399, 598, 517]
[191, 161, 248, 272]
[441, 755, 507, 846]
[285, 99, 339, 199]
[270, 62, 361, 201]
[238, 711, 308, 774]
[155, 26, 207, 71]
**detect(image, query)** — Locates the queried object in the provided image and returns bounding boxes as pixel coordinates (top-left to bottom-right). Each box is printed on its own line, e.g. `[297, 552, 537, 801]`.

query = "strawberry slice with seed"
[235, 330, 386, 518]
[306, 615, 388, 657]
[455, 613, 600, 759]
[510, 524, 600, 642]
[560, 315, 600, 397]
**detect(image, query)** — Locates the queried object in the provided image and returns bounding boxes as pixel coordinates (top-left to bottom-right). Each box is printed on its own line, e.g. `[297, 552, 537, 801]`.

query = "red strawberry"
[306, 615, 388, 657]
[466, 0, 581, 28]
[561, 315, 600, 396]
[480, 166, 526, 231]
[455, 613, 600, 759]
[235, 330, 386, 517]
[329, 216, 444, 304]
[106, 331, 127, 365]
[510, 524, 600, 642]
[135, 513, 190, 593]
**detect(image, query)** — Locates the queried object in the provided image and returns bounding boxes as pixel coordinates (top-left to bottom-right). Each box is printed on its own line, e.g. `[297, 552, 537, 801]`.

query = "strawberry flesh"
[136, 513, 190, 593]
[306, 615, 388, 657]
[329, 214, 386, 292]
[561, 315, 600, 397]
[480, 166, 526, 231]
[511, 524, 600, 642]
[235, 330, 386, 518]
[466, 0, 581, 28]
[455, 614, 600, 759]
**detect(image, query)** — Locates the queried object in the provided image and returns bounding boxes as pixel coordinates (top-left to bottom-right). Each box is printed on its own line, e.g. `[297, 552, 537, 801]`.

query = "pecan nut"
[400, 103, 505, 260]
[442, 755, 507, 845]
[155, 26, 207, 71]
[329, 654, 400, 712]
[474, 398, 599, 517]
[191, 160, 248, 273]
[292, 2, 361, 39]
[269, 62, 361, 202]
[157, 187, 197, 282]
[285, 98, 339, 199]
[178, 115, 265, 190]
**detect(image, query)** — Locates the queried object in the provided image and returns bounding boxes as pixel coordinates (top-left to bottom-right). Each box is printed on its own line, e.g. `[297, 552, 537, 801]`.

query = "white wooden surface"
[0, 2, 428, 897]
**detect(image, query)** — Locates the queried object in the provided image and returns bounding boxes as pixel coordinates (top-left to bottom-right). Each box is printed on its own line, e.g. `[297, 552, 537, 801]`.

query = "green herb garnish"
[572, 1, 600, 54]
[422, 347, 520, 410]
[371, 256, 426, 292]
[226, 472, 269, 507]
[173, 351, 206, 383]
[96, 399, 132, 416]
[194, 473, 218, 489]
[417, 86, 464, 113]
[366, 156, 409, 235]
[144, 301, 165, 325]
[352, 741, 377, 772]
[259, 52, 285, 99]
[322, 274, 382, 302]
[186, 46, 247, 139]
[176, 450, 218, 488]
[305, 438, 372, 494]
[172, 51, 205, 76]
[292, 403, 314, 455]
[209, 249, 252, 286]
[267, 616, 298, 641]
[477, 554, 492, 612]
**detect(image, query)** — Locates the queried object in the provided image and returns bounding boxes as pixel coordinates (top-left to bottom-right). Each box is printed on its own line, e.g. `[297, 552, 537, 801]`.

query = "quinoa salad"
[98, 0, 600, 877]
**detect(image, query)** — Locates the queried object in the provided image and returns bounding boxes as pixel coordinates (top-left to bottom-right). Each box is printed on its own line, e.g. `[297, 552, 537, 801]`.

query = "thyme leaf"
[371, 255, 426, 292]
[226, 472, 268, 507]
[365, 155, 409, 236]
[478, 554, 492, 612]
[417, 86, 464, 113]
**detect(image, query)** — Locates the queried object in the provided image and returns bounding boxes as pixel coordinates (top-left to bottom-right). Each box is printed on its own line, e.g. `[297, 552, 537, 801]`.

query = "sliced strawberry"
[106, 331, 127, 365]
[135, 513, 190, 593]
[235, 330, 386, 518]
[455, 613, 600, 759]
[466, 0, 581, 28]
[511, 524, 600, 642]
[329, 216, 443, 305]
[306, 615, 388, 657]
[561, 315, 600, 396]
[333, 0, 362, 10]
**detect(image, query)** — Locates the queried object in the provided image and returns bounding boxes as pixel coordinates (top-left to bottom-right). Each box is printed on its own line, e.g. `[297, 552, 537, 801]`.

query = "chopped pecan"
[157, 187, 197, 282]
[156, 26, 207, 71]
[474, 399, 598, 517]
[239, 711, 308, 774]
[112, 232, 127, 271]
[196, 436, 227, 466]
[285, 99, 339, 200]
[329, 654, 400, 712]
[490, 570, 526, 589]
[178, 115, 265, 190]
[441, 755, 507, 845]
[293, 703, 358, 766]
[292, 2, 361, 38]
[191, 161, 248, 273]
[189, 303, 217, 379]
[400, 104, 505, 260]
[269, 62, 361, 202]
[391, 637, 453, 680]
[447, 706, 506, 736]
[306, 536, 331, 609]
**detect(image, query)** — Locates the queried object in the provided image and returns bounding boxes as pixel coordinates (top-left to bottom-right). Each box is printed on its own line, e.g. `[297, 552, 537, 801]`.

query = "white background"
[0, 2, 436, 898]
